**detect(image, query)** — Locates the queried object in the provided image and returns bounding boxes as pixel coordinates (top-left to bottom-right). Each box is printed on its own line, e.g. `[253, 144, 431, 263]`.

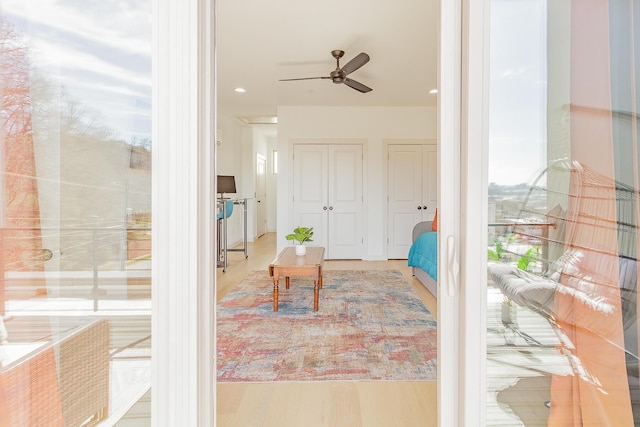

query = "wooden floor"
[216, 233, 438, 427]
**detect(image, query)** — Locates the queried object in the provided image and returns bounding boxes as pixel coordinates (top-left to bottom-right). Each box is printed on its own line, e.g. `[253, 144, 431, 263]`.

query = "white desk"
[217, 198, 249, 272]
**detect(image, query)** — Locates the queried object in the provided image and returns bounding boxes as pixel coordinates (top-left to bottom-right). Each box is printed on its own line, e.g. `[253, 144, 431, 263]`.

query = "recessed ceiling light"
[429, 89, 438, 94]
[234, 87, 246, 93]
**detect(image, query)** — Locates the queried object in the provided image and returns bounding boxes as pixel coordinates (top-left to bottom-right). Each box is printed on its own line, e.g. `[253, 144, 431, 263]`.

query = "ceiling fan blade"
[340, 52, 370, 76]
[344, 77, 372, 93]
[279, 76, 331, 81]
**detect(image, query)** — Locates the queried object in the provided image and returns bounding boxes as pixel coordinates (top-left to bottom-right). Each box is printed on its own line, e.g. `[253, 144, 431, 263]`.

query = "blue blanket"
[408, 231, 438, 281]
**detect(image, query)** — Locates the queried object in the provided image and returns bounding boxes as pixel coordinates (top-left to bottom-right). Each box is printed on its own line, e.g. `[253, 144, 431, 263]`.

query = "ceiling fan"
[279, 50, 372, 93]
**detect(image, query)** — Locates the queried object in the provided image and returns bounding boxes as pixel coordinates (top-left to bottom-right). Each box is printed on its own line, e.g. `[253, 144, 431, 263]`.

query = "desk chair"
[217, 200, 234, 220]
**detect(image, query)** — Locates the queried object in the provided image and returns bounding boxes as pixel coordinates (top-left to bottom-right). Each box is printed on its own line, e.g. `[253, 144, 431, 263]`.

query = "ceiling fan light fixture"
[234, 87, 246, 93]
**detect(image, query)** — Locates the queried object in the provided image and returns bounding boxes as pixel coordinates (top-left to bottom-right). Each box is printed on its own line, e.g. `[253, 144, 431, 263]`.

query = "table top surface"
[270, 246, 325, 268]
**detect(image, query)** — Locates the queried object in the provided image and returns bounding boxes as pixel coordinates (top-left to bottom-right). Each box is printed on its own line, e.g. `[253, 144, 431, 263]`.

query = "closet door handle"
[417, 206, 422, 210]
[323, 206, 328, 210]
[329, 206, 333, 210]
[423, 206, 427, 210]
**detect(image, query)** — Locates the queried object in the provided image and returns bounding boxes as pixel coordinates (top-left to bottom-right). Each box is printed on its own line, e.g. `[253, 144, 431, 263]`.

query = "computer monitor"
[217, 175, 237, 195]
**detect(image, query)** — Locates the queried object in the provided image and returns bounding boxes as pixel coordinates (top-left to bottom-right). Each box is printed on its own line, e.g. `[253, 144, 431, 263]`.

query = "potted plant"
[285, 226, 314, 255]
[501, 297, 516, 326]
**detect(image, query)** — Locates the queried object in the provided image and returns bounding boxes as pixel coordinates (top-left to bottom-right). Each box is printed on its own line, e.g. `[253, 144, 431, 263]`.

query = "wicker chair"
[0, 318, 110, 426]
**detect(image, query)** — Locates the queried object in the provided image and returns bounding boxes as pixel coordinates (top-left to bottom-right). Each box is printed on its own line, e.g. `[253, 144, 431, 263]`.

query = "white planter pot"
[295, 244, 306, 256]
[501, 302, 516, 325]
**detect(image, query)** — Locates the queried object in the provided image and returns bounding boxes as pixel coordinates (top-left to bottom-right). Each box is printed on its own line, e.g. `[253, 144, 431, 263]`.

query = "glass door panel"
[487, 0, 640, 425]
[0, 2, 152, 424]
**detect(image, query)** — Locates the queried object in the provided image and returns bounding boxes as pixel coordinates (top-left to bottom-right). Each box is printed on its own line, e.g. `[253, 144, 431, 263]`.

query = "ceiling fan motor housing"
[330, 70, 345, 83]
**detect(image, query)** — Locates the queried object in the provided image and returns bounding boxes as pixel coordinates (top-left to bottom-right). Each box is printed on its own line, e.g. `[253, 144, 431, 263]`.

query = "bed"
[408, 220, 438, 297]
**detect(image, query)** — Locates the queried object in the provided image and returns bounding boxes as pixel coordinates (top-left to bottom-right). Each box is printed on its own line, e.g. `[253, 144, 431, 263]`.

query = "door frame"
[458, 0, 490, 424]
[439, 0, 490, 423]
[152, 0, 479, 424]
[433, 0, 490, 424]
[438, 0, 462, 424]
[152, 0, 216, 425]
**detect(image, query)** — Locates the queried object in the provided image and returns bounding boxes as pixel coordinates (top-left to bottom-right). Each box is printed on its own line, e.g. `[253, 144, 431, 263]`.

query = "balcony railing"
[0, 226, 151, 315]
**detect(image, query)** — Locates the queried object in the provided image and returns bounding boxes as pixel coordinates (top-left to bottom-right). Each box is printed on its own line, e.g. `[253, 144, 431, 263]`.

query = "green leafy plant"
[517, 246, 539, 271]
[487, 239, 504, 261]
[285, 226, 314, 245]
[488, 235, 540, 272]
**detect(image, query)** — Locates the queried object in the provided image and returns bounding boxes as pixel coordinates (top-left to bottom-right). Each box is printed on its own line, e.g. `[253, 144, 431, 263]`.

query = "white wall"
[277, 106, 437, 260]
[216, 114, 250, 246]
[217, 116, 278, 247]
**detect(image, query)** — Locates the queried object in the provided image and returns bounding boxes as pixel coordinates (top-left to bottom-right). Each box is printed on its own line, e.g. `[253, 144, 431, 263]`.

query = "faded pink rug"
[216, 270, 437, 382]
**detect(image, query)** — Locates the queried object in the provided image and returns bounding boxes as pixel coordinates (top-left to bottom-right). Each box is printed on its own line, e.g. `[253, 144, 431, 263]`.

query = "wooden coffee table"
[268, 246, 325, 312]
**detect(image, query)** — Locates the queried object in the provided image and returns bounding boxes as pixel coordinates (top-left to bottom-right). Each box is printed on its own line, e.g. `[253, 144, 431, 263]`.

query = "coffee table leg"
[273, 277, 279, 312]
[286, 276, 290, 289]
[313, 280, 319, 311]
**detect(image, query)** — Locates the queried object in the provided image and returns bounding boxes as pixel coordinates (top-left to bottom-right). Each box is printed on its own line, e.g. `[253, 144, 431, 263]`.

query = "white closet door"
[423, 144, 438, 221]
[256, 154, 267, 237]
[327, 145, 363, 259]
[387, 145, 427, 259]
[292, 145, 328, 250]
[292, 144, 363, 259]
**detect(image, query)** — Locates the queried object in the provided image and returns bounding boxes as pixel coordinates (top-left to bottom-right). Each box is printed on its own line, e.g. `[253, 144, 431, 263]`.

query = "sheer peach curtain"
[547, 0, 639, 424]
[548, 164, 633, 425]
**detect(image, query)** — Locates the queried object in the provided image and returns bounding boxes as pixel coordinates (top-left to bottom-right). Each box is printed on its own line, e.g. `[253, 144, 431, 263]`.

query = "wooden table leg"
[319, 274, 322, 289]
[273, 277, 279, 312]
[313, 279, 319, 312]
[286, 276, 290, 289]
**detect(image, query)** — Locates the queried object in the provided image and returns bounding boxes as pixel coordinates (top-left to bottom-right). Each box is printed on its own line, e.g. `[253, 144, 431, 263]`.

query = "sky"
[488, 0, 547, 185]
[2, 0, 151, 143]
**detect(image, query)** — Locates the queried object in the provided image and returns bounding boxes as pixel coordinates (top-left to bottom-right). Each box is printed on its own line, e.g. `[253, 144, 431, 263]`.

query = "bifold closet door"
[327, 145, 363, 259]
[292, 145, 328, 251]
[292, 144, 363, 259]
[387, 144, 437, 259]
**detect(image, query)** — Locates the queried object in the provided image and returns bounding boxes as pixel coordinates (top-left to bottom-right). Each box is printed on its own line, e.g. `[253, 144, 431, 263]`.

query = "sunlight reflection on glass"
[1, 3, 151, 424]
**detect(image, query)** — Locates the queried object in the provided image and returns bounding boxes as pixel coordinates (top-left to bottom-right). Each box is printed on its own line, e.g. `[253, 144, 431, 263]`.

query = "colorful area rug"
[216, 269, 437, 382]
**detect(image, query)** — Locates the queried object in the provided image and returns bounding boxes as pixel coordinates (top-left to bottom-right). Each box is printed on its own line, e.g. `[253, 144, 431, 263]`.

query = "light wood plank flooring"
[216, 233, 438, 427]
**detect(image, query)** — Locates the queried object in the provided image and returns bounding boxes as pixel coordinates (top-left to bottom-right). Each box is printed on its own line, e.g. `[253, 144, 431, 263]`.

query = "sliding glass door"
[0, 1, 152, 424]
[483, 0, 640, 425]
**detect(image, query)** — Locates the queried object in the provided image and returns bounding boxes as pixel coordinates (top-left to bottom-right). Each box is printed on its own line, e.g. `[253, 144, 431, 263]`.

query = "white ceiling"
[216, 0, 439, 122]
